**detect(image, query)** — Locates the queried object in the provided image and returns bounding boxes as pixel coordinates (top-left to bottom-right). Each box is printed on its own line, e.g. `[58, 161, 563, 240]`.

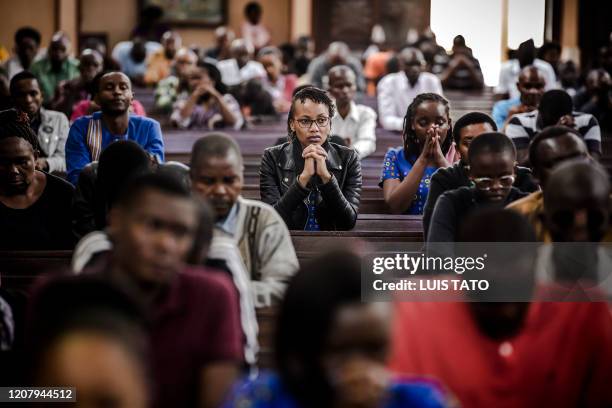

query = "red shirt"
[151, 267, 243, 408]
[389, 300, 612, 408]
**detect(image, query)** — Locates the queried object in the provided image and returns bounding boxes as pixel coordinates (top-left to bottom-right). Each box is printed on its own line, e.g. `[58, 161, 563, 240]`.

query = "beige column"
[560, 0, 579, 65]
[291, 0, 312, 41]
[57, 0, 78, 51]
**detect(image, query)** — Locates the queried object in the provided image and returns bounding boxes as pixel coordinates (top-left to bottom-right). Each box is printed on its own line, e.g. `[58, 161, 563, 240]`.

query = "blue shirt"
[491, 97, 520, 130]
[223, 372, 450, 408]
[380, 147, 437, 215]
[304, 190, 321, 231]
[65, 112, 164, 184]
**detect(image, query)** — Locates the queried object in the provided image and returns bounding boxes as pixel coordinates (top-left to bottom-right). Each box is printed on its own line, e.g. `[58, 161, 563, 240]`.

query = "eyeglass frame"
[471, 175, 516, 191]
[294, 116, 331, 129]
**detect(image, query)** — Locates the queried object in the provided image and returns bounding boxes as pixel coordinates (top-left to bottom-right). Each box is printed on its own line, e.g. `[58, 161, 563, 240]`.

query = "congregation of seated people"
[1, 2, 612, 407]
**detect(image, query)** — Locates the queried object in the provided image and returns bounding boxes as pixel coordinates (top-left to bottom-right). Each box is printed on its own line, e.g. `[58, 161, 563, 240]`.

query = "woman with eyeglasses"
[260, 86, 362, 230]
[427, 132, 529, 242]
[380, 93, 456, 215]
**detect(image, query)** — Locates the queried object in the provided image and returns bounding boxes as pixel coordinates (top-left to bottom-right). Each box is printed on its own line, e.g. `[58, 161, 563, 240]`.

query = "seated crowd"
[1, 3, 612, 407]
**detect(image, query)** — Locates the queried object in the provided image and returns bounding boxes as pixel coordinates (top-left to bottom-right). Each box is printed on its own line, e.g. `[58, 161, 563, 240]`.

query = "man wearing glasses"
[260, 86, 362, 230]
[427, 132, 528, 242]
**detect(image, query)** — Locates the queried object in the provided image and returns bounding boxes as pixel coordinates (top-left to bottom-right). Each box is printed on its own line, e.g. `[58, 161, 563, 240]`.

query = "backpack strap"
[86, 118, 103, 162]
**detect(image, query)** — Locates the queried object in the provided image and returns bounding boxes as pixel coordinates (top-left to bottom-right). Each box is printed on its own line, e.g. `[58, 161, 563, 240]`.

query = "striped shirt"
[505, 110, 601, 154]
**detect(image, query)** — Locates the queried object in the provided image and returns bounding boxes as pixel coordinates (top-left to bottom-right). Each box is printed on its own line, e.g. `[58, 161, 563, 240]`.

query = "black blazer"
[260, 138, 362, 230]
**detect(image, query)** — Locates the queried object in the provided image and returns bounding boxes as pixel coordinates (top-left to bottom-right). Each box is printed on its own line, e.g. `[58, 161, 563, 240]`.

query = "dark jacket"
[427, 186, 529, 242]
[260, 138, 362, 230]
[422, 161, 538, 238]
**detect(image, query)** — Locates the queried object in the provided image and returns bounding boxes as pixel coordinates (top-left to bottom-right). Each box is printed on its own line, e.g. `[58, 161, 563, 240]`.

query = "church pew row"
[0, 215, 423, 292]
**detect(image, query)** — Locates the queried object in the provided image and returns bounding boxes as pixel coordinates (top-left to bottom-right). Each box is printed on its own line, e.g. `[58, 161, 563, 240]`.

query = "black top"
[260, 138, 362, 230]
[427, 186, 529, 243]
[0, 173, 75, 250]
[422, 161, 538, 238]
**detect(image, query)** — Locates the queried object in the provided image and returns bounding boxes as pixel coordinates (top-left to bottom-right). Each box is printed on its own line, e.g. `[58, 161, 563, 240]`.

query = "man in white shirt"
[217, 39, 266, 87]
[377, 47, 443, 131]
[495, 39, 557, 100]
[328, 65, 377, 158]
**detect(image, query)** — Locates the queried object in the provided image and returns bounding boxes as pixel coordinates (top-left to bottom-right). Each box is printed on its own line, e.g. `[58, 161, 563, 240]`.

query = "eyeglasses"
[295, 117, 330, 129]
[473, 175, 515, 191]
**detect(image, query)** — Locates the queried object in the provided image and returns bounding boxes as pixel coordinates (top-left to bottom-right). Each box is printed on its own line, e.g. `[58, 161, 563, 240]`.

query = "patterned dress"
[380, 147, 437, 215]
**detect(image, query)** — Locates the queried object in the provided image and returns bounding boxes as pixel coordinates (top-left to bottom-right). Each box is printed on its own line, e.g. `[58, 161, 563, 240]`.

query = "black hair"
[528, 125, 584, 170]
[245, 1, 262, 16]
[190, 132, 243, 169]
[287, 86, 335, 137]
[544, 159, 610, 211]
[91, 70, 132, 97]
[15, 27, 41, 46]
[27, 275, 149, 380]
[0, 109, 40, 152]
[517, 39, 536, 68]
[115, 171, 193, 211]
[197, 60, 227, 95]
[291, 84, 314, 97]
[9, 70, 39, 97]
[186, 197, 215, 265]
[95, 140, 152, 227]
[452, 112, 497, 145]
[539, 90, 572, 126]
[275, 250, 362, 407]
[458, 208, 536, 242]
[537, 42, 561, 59]
[402, 93, 452, 164]
[467, 132, 516, 165]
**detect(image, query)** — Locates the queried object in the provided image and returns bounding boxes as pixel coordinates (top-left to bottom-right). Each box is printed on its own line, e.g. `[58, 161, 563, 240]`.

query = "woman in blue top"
[380, 93, 456, 214]
[223, 251, 452, 408]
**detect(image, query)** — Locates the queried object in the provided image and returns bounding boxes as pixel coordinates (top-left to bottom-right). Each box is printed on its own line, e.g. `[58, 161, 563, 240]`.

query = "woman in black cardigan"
[260, 86, 362, 230]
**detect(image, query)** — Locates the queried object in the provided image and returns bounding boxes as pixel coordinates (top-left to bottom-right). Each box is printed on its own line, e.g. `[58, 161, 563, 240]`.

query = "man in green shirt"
[30, 32, 79, 105]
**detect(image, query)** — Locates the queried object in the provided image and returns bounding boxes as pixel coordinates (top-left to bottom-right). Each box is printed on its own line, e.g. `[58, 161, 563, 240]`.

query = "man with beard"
[190, 132, 298, 307]
[30, 32, 80, 105]
[10, 71, 69, 173]
[492, 65, 546, 130]
[328, 65, 377, 158]
[0, 109, 74, 249]
[65, 71, 164, 184]
[144, 31, 182, 85]
[50, 48, 104, 118]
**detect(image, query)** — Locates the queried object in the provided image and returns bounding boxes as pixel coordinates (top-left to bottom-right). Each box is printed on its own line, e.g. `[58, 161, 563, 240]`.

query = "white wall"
[430, 0, 503, 86]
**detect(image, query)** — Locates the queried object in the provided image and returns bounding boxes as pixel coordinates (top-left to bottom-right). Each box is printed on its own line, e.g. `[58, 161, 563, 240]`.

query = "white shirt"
[495, 58, 557, 99]
[217, 59, 266, 86]
[377, 71, 443, 131]
[241, 22, 271, 50]
[331, 102, 377, 158]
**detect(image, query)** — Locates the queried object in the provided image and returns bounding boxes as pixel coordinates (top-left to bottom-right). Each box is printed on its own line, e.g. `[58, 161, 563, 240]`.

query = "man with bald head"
[66, 71, 164, 184]
[307, 41, 366, 91]
[30, 32, 80, 105]
[154, 47, 198, 111]
[492, 65, 546, 130]
[205, 26, 235, 61]
[377, 47, 443, 131]
[328, 65, 377, 158]
[51, 49, 104, 117]
[189, 132, 298, 308]
[507, 126, 589, 241]
[144, 31, 182, 85]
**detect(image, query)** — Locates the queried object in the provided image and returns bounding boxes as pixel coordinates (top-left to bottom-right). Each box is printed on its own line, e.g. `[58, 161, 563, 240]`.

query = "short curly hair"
[287, 86, 335, 136]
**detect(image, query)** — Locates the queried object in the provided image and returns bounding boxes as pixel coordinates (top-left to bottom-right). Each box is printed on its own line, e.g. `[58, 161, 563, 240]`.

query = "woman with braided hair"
[0, 109, 75, 249]
[379, 93, 456, 214]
